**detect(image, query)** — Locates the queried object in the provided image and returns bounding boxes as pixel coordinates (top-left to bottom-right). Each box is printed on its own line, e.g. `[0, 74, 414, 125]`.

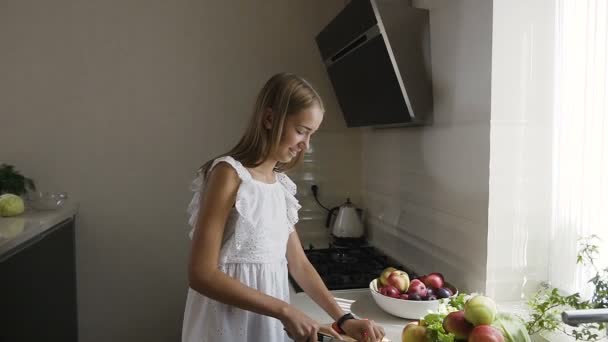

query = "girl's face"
[274, 104, 323, 163]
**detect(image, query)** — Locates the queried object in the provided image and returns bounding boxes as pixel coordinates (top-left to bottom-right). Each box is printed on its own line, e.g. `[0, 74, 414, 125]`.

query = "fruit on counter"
[468, 325, 505, 342]
[376, 268, 457, 301]
[401, 322, 431, 342]
[381, 285, 401, 298]
[407, 293, 422, 301]
[387, 270, 410, 292]
[464, 295, 497, 326]
[406, 279, 428, 297]
[379, 267, 398, 286]
[422, 272, 444, 289]
[0, 193, 25, 217]
[442, 310, 474, 340]
[401, 294, 531, 342]
[435, 287, 452, 299]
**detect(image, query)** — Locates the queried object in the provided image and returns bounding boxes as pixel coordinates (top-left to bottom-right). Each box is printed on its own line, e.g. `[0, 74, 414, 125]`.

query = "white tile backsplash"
[360, 0, 493, 294]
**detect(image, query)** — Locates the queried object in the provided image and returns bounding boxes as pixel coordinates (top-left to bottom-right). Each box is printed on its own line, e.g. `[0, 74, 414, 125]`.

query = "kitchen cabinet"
[0, 217, 78, 342]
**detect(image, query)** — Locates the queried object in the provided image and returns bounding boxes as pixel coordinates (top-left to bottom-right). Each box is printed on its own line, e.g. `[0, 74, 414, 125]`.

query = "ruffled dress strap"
[275, 173, 302, 233]
[186, 156, 253, 240]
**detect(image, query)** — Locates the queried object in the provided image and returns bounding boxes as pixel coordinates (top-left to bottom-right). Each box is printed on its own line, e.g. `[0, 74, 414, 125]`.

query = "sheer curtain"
[549, 0, 608, 296]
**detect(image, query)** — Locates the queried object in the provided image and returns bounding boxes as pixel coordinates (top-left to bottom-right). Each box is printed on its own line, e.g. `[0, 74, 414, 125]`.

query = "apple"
[423, 272, 444, 289]
[442, 310, 474, 339]
[387, 270, 410, 292]
[468, 325, 505, 342]
[399, 293, 410, 300]
[384, 285, 401, 298]
[401, 322, 430, 342]
[379, 267, 398, 286]
[407, 279, 428, 297]
[464, 295, 497, 326]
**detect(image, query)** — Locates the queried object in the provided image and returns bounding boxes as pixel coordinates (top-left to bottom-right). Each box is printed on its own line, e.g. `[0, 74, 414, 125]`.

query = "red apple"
[384, 285, 401, 298]
[468, 325, 505, 342]
[401, 322, 430, 342]
[379, 267, 398, 286]
[399, 293, 410, 300]
[407, 279, 428, 297]
[387, 270, 410, 292]
[423, 272, 444, 289]
[442, 310, 474, 339]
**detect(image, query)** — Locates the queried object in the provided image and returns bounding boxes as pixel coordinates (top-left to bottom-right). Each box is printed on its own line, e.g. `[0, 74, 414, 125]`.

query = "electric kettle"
[325, 198, 364, 238]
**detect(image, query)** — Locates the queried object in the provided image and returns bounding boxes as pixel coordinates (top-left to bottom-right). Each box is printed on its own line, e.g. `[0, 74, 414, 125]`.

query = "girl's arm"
[286, 232, 345, 321]
[286, 232, 387, 341]
[188, 163, 318, 339]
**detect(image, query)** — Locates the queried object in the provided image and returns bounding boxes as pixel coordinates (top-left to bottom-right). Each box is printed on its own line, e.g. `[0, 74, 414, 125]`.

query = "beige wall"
[362, 0, 493, 293]
[0, 1, 360, 341]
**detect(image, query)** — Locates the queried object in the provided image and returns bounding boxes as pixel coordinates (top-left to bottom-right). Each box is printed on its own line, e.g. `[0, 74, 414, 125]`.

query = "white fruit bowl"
[369, 279, 458, 320]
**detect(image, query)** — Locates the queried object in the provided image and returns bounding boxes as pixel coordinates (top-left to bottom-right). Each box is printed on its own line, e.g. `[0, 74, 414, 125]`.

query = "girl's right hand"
[280, 305, 326, 342]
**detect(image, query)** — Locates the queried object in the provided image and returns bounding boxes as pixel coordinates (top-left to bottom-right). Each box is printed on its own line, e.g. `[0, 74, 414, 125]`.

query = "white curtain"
[549, 0, 608, 296]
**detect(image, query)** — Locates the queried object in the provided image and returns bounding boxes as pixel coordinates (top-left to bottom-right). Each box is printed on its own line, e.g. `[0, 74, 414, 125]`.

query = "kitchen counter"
[293, 231, 411, 341]
[291, 288, 411, 341]
[0, 200, 79, 261]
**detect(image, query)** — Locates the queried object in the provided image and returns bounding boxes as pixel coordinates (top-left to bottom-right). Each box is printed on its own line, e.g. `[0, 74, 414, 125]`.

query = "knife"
[317, 332, 392, 341]
[317, 332, 343, 342]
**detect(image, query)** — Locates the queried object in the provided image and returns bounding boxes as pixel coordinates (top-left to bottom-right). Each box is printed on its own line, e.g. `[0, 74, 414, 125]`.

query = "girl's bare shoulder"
[205, 161, 241, 191]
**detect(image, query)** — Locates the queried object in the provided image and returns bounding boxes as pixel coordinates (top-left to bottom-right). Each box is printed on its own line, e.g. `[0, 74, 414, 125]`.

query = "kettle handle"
[356, 208, 363, 218]
[325, 206, 339, 228]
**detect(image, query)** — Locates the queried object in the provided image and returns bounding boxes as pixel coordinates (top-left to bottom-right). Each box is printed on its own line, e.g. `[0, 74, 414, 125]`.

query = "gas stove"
[289, 244, 418, 293]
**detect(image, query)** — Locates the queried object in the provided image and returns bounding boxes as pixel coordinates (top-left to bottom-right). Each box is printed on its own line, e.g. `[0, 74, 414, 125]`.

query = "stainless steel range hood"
[316, 0, 433, 127]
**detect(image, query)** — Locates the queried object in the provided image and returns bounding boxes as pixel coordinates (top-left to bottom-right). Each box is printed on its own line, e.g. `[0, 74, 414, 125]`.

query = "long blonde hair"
[199, 73, 324, 178]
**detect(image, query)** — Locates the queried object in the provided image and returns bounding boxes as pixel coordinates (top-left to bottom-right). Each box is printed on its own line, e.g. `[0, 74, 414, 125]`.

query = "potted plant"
[0, 164, 36, 196]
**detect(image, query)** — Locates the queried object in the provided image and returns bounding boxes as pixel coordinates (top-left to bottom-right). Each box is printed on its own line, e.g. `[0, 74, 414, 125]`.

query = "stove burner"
[330, 250, 358, 263]
[289, 245, 417, 293]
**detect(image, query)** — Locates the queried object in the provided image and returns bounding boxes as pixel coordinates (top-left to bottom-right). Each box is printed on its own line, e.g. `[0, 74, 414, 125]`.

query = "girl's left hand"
[340, 319, 385, 342]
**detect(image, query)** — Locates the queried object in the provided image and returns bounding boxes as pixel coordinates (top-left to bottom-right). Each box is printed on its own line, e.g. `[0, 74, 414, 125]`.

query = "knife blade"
[317, 331, 392, 342]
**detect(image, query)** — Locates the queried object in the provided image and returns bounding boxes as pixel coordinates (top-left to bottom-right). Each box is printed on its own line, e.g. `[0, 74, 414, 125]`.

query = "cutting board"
[320, 331, 391, 342]
[338, 335, 391, 342]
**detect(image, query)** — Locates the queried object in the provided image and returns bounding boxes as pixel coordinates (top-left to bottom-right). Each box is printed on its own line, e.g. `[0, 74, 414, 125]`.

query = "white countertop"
[291, 288, 411, 341]
[0, 200, 79, 260]
[293, 232, 536, 342]
[293, 232, 411, 341]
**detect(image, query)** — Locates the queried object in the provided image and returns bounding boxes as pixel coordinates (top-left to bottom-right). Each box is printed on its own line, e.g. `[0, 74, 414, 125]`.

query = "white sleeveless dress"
[181, 156, 301, 342]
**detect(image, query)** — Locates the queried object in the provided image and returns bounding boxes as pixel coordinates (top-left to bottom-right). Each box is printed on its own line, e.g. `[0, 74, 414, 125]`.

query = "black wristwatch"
[336, 312, 356, 332]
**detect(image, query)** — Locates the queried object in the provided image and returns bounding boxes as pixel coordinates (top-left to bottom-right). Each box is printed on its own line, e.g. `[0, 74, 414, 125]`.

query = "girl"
[182, 73, 386, 342]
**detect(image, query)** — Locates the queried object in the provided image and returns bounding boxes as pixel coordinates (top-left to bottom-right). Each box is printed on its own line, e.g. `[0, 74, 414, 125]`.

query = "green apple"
[465, 295, 497, 326]
[402, 322, 430, 342]
[379, 267, 397, 286]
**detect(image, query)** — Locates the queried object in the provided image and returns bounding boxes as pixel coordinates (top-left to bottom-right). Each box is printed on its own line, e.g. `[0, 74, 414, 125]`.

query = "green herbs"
[0, 164, 36, 196]
[448, 293, 467, 311]
[526, 235, 608, 341]
[422, 312, 455, 342]
[418, 294, 468, 342]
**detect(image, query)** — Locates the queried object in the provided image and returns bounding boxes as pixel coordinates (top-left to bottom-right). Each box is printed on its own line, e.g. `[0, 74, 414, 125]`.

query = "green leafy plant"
[526, 235, 608, 341]
[0, 164, 36, 196]
[419, 295, 467, 342]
